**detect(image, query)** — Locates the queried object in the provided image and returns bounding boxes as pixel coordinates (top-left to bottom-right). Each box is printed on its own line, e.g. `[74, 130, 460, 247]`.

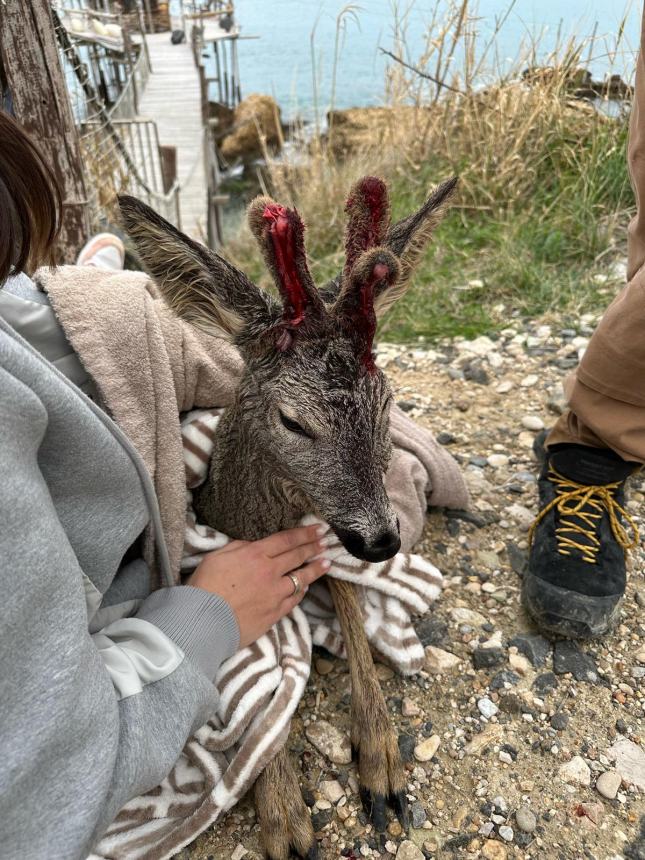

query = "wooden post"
[0, 1, 90, 263]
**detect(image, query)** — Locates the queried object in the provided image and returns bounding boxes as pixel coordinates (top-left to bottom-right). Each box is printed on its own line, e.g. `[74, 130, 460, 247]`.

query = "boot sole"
[521, 572, 621, 640]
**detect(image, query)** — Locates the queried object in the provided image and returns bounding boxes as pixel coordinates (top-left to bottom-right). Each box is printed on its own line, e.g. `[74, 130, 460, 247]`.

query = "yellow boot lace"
[528, 467, 640, 564]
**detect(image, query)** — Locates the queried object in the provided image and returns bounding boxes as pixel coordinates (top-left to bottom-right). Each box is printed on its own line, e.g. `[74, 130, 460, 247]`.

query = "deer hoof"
[352, 725, 409, 832]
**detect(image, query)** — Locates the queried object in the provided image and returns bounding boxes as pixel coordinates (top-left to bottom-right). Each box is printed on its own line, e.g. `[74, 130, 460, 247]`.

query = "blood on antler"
[335, 177, 399, 371]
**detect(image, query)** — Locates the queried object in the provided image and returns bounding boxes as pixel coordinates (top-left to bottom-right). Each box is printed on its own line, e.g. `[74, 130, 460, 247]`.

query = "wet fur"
[118, 175, 457, 859]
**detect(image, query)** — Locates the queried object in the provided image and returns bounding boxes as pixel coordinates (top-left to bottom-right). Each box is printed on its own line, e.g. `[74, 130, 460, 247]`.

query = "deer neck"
[193, 404, 309, 541]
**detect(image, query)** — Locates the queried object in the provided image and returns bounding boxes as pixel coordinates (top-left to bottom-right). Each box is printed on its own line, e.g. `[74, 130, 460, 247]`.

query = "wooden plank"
[138, 32, 206, 240]
[0, 0, 90, 262]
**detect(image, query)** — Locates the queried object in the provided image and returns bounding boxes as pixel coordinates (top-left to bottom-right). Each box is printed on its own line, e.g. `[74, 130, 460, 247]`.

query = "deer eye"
[279, 411, 313, 439]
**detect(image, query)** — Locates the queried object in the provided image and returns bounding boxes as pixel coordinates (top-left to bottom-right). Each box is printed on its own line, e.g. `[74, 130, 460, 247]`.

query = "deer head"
[118, 176, 457, 562]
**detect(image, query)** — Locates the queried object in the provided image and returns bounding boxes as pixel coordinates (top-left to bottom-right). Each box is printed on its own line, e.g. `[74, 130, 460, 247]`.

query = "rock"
[491, 670, 520, 689]
[520, 374, 539, 387]
[515, 806, 537, 833]
[635, 645, 645, 664]
[506, 503, 534, 530]
[607, 738, 645, 790]
[478, 697, 499, 719]
[596, 769, 622, 799]
[496, 380, 515, 394]
[311, 807, 333, 831]
[464, 723, 503, 755]
[533, 671, 558, 695]
[473, 648, 505, 670]
[451, 607, 487, 626]
[478, 550, 500, 569]
[481, 841, 507, 859]
[306, 720, 352, 764]
[550, 712, 569, 731]
[559, 755, 591, 786]
[487, 454, 509, 468]
[553, 641, 598, 682]
[402, 697, 421, 717]
[437, 431, 456, 444]
[498, 825, 514, 842]
[509, 651, 532, 675]
[506, 542, 528, 575]
[463, 360, 490, 385]
[456, 335, 497, 356]
[320, 780, 345, 804]
[395, 841, 425, 860]
[509, 633, 551, 667]
[414, 734, 440, 762]
[231, 845, 247, 860]
[375, 663, 394, 681]
[410, 800, 427, 828]
[414, 617, 449, 647]
[315, 657, 334, 675]
[521, 415, 545, 431]
[220, 93, 282, 161]
[398, 732, 416, 763]
[425, 645, 460, 673]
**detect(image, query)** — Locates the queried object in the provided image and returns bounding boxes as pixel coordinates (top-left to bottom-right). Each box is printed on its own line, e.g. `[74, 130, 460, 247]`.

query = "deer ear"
[118, 195, 274, 342]
[376, 176, 458, 318]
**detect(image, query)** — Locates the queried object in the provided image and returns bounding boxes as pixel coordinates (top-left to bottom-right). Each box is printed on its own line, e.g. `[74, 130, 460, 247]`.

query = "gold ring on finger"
[288, 573, 301, 596]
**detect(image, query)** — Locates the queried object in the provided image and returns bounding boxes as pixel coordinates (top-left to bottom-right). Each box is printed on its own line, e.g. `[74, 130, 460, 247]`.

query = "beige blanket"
[37, 265, 470, 583]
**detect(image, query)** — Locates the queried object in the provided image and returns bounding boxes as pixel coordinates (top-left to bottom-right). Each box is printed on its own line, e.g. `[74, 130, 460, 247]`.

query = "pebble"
[559, 755, 591, 786]
[315, 657, 334, 675]
[550, 712, 569, 731]
[402, 697, 421, 717]
[509, 634, 551, 667]
[496, 380, 514, 394]
[473, 648, 505, 670]
[553, 641, 598, 682]
[451, 607, 487, 626]
[520, 374, 539, 387]
[482, 840, 507, 859]
[515, 806, 537, 833]
[456, 335, 497, 356]
[305, 720, 352, 764]
[414, 734, 440, 762]
[231, 845, 247, 860]
[395, 840, 425, 860]
[509, 651, 532, 676]
[506, 503, 534, 530]
[521, 415, 545, 431]
[487, 454, 510, 468]
[478, 697, 499, 719]
[410, 800, 427, 827]
[596, 769, 622, 799]
[424, 645, 461, 673]
[635, 645, 645, 664]
[498, 825, 514, 842]
[607, 737, 645, 790]
[320, 780, 345, 804]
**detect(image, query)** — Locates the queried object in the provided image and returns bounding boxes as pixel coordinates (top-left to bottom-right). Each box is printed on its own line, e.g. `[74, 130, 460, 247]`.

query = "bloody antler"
[248, 196, 325, 350]
[335, 177, 398, 371]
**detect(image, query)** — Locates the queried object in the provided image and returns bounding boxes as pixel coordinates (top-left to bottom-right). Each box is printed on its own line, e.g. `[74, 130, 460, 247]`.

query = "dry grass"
[223, 0, 634, 341]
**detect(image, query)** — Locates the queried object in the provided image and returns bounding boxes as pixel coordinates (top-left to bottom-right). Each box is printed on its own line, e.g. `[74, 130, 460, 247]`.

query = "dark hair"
[0, 110, 62, 283]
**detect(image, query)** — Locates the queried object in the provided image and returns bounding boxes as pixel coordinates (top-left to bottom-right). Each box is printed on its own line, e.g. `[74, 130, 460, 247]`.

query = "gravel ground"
[184, 305, 645, 860]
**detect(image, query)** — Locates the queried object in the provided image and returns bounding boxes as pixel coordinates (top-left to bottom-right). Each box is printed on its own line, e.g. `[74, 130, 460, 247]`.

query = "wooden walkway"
[138, 33, 205, 240]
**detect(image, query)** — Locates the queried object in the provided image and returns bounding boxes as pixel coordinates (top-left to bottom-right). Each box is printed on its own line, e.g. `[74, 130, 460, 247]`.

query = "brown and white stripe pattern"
[89, 409, 443, 860]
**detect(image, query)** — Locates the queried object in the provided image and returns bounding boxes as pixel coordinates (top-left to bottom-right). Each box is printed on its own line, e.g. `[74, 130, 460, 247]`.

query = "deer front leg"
[255, 745, 318, 860]
[328, 578, 409, 833]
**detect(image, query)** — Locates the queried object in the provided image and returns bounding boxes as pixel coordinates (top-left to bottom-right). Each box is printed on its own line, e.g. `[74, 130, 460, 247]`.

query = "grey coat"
[0, 275, 239, 859]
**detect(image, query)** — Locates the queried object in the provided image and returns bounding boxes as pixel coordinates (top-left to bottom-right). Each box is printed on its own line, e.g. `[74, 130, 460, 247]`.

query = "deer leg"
[254, 745, 318, 860]
[328, 578, 409, 833]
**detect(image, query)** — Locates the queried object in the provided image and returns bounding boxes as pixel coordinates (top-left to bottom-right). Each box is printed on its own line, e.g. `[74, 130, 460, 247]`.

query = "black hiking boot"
[523, 444, 640, 639]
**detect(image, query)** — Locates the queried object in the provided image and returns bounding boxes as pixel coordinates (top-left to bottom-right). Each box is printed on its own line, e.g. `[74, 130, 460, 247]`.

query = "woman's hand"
[188, 524, 330, 648]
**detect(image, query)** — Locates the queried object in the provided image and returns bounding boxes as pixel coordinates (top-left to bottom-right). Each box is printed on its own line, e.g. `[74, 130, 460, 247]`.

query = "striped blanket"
[90, 409, 443, 860]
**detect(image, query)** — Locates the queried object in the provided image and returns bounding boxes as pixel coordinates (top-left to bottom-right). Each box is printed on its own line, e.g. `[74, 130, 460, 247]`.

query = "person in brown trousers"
[523, 13, 645, 638]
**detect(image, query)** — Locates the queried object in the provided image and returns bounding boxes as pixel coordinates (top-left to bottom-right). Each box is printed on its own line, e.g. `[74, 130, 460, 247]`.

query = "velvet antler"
[334, 177, 398, 372]
[248, 196, 325, 350]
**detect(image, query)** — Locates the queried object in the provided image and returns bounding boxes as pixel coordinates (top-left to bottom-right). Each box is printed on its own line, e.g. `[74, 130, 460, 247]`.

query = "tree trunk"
[0, 1, 90, 263]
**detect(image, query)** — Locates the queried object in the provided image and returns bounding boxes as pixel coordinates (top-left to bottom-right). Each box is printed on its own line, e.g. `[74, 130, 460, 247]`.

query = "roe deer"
[119, 174, 457, 859]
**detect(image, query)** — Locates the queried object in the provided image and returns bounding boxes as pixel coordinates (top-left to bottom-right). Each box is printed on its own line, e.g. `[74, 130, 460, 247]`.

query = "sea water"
[231, 0, 640, 119]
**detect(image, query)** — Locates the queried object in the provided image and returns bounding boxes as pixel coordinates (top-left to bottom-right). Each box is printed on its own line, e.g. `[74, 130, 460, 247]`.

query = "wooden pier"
[138, 32, 206, 240]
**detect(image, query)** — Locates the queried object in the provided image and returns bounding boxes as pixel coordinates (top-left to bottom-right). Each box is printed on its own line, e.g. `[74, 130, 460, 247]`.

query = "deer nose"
[335, 526, 401, 563]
